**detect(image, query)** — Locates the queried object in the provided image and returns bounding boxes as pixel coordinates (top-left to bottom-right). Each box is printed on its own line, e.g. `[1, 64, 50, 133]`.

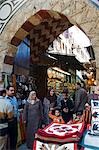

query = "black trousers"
[8, 118, 18, 150]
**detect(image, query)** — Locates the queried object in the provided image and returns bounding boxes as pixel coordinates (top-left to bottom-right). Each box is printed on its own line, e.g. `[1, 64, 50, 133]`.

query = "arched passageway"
[9, 9, 73, 98]
[0, 0, 99, 84]
[11, 10, 72, 62]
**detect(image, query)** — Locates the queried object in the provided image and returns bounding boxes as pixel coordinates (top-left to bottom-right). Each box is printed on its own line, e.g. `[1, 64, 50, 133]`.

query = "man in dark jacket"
[61, 90, 74, 123]
[74, 82, 88, 115]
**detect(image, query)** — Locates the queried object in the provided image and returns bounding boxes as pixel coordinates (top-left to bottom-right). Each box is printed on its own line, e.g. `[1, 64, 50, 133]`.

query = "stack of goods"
[33, 122, 85, 150]
[80, 99, 99, 150]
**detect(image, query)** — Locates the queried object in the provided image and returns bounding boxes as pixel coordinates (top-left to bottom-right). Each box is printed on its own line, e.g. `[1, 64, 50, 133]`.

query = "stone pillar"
[7, 43, 17, 57]
[2, 44, 17, 75]
[0, 51, 7, 70]
[0, 43, 17, 88]
[0, 50, 7, 88]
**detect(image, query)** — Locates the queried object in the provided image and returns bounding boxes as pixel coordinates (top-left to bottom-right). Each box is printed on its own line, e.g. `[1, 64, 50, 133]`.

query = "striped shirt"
[0, 96, 13, 136]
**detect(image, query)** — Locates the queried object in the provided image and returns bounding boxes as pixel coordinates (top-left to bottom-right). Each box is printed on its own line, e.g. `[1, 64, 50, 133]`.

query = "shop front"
[47, 67, 71, 93]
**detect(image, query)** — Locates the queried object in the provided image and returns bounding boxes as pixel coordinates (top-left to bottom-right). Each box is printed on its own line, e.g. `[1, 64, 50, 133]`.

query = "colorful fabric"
[80, 130, 99, 150]
[4, 74, 9, 88]
[33, 140, 77, 150]
[83, 108, 91, 124]
[17, 110, 25, 146]
[36, 122, 85, 143]
[19, 111, 25, 142]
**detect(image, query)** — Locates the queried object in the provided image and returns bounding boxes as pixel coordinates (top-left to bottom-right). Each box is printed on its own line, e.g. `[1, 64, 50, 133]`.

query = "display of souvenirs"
[16, 75, 37, 108]
[80, 99, 99, 149]
[47, 68, 65, 82]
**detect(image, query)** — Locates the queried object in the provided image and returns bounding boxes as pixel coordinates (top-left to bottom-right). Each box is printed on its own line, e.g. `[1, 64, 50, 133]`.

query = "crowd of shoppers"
[0, 82, 90, 150]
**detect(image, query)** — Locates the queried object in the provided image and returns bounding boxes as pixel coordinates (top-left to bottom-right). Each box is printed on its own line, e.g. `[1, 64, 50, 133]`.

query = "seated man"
[49, 108, 65, 124]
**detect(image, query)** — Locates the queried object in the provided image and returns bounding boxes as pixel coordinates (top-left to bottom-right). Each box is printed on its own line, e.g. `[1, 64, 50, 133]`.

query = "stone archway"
[0, 0, 99, 56]
[11, 9, 72, 62]
[9, 9, 73, 98]
[0, 0, 99, 84]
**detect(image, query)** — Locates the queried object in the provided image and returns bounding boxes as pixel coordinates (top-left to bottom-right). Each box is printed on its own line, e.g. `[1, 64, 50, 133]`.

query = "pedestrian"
[57, 86, 69, 108]
[5, 85, 18, 150]
[0, 89, 13, 150]
[23, 91, 43, 149]
[74, 82, 88, 116]
[61, 89, 74, 123]
[43, 87, 57, 125]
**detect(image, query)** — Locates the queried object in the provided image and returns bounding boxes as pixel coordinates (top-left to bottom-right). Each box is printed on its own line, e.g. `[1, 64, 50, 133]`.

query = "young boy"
[49, 108, 65, 124]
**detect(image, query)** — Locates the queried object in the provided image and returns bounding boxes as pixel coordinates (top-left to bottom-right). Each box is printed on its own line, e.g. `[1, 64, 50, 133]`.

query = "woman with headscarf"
[23, 91, 43, 149]
[43, 87, 57, 125]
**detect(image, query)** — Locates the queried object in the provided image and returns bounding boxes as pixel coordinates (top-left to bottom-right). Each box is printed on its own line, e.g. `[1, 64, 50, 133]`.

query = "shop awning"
[52, 67, 71, 75]
[48, 53, 85, 70]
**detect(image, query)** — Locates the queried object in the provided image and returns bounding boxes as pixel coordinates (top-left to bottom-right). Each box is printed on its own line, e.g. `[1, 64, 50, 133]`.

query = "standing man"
[57, 87, 69, 108]
[74, 82, 88, 116]
[5, 85, 18, 150]
[61, 90, 74, 123]
[0, 89, 13, 150]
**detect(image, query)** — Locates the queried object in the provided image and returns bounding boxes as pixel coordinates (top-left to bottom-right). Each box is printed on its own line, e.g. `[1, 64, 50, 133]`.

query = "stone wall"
[0, 0, 99, 83]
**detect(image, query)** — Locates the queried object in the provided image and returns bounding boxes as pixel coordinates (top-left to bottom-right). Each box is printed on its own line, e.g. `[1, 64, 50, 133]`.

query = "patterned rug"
[36, 122, 85, 143]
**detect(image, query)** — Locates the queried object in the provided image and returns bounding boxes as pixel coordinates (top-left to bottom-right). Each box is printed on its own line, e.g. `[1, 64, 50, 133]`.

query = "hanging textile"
[4, 74, 9, 88]
[14, 38, 30, 69]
